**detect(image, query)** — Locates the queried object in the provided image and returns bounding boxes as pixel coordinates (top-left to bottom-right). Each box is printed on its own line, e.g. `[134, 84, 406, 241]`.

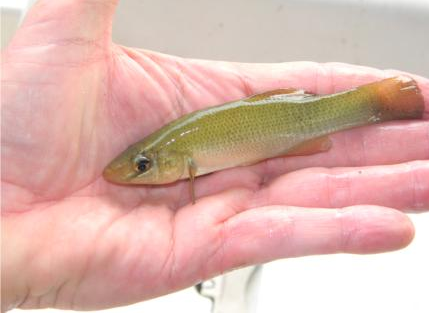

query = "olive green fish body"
[103, 76, 424, 187]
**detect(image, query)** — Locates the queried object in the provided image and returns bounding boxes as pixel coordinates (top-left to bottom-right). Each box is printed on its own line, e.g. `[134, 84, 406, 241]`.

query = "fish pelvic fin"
[187, 158, 197, 205]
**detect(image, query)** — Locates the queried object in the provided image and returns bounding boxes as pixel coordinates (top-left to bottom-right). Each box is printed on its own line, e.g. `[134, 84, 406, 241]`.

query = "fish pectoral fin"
[244, 88, 314, 103]
[187, 158, 197, 205]
[285, 136, 332, 156]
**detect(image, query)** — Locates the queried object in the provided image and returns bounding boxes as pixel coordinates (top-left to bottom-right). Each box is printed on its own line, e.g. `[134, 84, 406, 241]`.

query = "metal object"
[196, 265, 262, 313]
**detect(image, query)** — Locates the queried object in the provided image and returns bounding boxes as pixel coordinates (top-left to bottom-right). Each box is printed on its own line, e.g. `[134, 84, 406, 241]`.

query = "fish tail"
[363, 76, 425, 120]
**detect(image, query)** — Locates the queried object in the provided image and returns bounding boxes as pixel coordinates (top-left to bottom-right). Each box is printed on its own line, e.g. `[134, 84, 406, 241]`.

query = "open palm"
[2, 0, 428, 311]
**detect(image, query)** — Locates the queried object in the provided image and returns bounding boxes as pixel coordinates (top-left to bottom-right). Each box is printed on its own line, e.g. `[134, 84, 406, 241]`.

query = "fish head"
[103, 141, 186, 185]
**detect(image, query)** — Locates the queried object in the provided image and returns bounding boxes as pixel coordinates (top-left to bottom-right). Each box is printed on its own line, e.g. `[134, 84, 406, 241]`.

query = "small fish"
[103, 76, 424, 203]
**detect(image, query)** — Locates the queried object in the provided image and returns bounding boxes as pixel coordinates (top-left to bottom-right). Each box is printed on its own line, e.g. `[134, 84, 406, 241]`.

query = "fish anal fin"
[239, 159, 263, 167]
[286, 136, 332, 156]
[187, 158, 197, 204]
[245, 88, 313, 103]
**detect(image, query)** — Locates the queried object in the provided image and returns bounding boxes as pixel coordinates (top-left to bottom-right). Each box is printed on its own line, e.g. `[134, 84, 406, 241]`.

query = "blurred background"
[2, 0, 429, 312]
[110, 0, 429, 76]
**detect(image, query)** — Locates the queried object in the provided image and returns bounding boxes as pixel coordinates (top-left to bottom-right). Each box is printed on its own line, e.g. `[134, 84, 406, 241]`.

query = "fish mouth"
[102, 165, 122, 184]
[102, 162, 137, 184]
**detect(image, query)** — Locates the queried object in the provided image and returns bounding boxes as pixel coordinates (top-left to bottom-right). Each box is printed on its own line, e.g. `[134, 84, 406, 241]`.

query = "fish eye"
[134, 155, 151, 173]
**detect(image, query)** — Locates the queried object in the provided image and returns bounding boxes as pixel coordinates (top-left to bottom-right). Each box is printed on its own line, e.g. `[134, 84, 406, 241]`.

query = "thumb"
[11, 0, 119, 47]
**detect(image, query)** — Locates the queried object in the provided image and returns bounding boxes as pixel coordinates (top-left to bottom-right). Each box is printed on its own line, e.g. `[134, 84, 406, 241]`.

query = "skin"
[1, 0, 428, 311]
[103, 76, 424, 187]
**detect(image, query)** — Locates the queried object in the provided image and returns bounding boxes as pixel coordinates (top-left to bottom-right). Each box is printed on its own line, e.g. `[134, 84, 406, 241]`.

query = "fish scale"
[103, 76, 424, 203]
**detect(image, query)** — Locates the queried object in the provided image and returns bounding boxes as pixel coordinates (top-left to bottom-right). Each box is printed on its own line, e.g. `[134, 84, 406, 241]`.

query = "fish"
[103, 76, 424, 203]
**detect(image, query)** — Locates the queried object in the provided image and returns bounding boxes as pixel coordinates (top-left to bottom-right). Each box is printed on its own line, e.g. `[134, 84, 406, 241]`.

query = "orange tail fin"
[361, 76, 424, 120]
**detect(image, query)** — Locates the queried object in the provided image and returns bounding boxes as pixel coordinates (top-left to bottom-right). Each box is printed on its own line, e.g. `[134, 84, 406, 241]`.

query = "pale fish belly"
[187, 133, 307, 178]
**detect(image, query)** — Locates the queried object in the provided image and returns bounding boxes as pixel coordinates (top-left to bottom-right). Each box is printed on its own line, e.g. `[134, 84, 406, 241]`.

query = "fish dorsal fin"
[244, 88, 314, 103]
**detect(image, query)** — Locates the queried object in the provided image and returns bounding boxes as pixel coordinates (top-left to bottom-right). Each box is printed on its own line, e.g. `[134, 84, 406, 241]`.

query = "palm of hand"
[2, 0, 428, 310]
[3, 26, 242, 309]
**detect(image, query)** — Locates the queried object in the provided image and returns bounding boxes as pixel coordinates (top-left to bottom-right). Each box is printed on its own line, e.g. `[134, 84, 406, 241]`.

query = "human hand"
[2, 0, 428, 311]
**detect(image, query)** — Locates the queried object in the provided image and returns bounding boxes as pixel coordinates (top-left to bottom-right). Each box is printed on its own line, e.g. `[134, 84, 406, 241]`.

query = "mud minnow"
[103, 76, 424, 203]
